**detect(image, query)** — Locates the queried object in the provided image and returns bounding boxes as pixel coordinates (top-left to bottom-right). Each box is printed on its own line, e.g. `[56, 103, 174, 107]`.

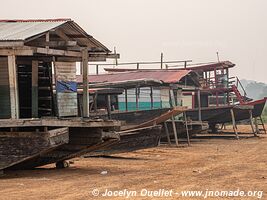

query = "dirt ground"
[0, 125, 266, 200]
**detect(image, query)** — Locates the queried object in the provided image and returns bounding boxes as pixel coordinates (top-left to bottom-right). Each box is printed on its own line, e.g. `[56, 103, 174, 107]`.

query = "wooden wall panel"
[0, 57, 11, 118]
[55, 62, 78, 117]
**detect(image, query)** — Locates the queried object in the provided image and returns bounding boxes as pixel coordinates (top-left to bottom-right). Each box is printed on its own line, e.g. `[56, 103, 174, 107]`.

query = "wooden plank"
[8, 55, 19, 119]
[171, 115, 179, 147]
[0, 118, 121, 128]
[184, 112, 191, 146]
[35, 48, 81, 57]
[163, 122, 171, 145]
[0, 41, 24, 47]
[0, 48, 33, 56]
[82, 48, 89, 118]
[31, 60, 39, 118]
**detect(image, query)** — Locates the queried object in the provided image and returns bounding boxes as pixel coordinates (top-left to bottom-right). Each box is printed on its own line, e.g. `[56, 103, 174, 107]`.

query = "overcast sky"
[1, 0, 267, 82]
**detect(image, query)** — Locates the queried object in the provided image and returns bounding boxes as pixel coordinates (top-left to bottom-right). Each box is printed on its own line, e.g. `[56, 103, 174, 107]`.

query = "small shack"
[0, 19, 121, 171]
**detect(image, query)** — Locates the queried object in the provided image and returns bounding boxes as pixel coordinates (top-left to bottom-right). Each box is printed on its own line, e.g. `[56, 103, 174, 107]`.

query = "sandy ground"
[0, 125, 266, 200]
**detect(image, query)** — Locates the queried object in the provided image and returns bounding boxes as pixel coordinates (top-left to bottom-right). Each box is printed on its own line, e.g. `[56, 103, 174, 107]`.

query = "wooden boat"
[88, 125, 162, 156]
[0, 118, 120, 170]
[0, 127, 69, 170]
[186, 97, 266, 125]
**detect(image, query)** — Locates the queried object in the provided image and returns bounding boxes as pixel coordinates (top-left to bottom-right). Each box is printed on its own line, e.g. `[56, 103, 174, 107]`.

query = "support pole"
[249, 110, 257, 137]
[160, 53, 163, 69]
[82, 48, 89, 118]
[164, 122, 171, 145]
[171, 115, 179, 147]
[8, 55, 19, 119]
[125, 89, 128, 111]
[93, 93, 98, 112]
[184, 112, 191, 146]
[106, 95, 112, 119]
[150, 86, 153, 109]
[230, 109, 239, 139]
[135, 87, 139, 110]
[31, 60, 38, 118]
[254, 117, 259, 134]
[197, 89, 202, 122]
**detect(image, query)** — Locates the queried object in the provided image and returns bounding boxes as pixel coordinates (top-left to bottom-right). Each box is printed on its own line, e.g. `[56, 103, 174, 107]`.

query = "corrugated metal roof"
[0, 19, 69, 41]
[0, 19, 110, 52]
[77, 70, 191, 84]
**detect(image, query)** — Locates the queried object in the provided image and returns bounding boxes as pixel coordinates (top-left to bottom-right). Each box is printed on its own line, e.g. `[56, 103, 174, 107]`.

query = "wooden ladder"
[255, 116, 266, 134]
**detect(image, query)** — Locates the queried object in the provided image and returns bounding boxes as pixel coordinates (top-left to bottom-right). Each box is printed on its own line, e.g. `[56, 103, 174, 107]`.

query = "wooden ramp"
[87, 125, 162, 156]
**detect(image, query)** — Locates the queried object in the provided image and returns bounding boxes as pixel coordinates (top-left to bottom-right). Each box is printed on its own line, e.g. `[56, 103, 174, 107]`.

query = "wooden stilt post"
[93, 93, 98, 112]
[254, 117, 259, 134]
[197, 89, 202, 122]
[230, 109, 239, 139]
[160, 53, 163, 69]
[135, 87, 139, 110]
[106, 95, 112, 120]
[32, 60, 38, 118]
[184, 112, 191, 146]
[259, 116, 267, 134]
[249, 110, 257, 137]
[8, 55, 19, 119]
[150, 86, 153, 109]
[164, 122, 171, 145]
[171, 115, 179, 147]
[125, 89, 128, 111]
[82, 48, 89, 118]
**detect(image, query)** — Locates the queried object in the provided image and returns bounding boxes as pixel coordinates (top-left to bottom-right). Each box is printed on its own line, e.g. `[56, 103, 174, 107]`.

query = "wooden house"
[0, 19, 121, 171]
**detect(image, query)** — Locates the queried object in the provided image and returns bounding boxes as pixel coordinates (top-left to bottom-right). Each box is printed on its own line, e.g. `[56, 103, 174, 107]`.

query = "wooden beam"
[184, 112, 191, 146]
[0, 48, 33, 56]
[8, 55, 19, 119]
[82, 48, 89, 118]
[0, 41, 24, 47]
[35, 47, 81, 57]
[55, 29, 72, 42]
[106, 95, 112, 120]
[28, 41, 77, 48]
[164, 122, 171, 145]
[31, 60, 39, 118]
[197, 89, 202, 121]
[0, 118, 121, 128]
[45, 32, 50, 49]
[150, 86, 153, 109]
[125, 89, 128, 111]
[171, 115, 179, 147]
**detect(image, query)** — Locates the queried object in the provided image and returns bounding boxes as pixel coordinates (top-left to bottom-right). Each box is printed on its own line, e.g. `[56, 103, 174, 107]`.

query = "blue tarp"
[56, 81, 77, 93]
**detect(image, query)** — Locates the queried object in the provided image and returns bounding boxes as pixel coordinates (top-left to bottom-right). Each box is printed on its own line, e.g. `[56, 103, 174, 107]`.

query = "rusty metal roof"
[0, 19, 110, 52]
[77, 70, 191, 84]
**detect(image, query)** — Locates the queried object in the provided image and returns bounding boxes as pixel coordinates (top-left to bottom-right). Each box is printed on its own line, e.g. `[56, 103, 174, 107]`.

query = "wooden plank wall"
[55, 62, 78, 117]
[0, 57, 11, 118]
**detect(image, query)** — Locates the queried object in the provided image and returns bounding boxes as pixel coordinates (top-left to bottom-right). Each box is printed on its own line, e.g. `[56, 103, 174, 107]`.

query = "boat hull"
[186, 98, 266, 125]
[0, 127, 69, 170]
[88, 125, 162, 156]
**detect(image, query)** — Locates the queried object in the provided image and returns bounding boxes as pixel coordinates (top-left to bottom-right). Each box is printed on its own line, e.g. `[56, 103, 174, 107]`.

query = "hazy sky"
[1, 0, 267, 82]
